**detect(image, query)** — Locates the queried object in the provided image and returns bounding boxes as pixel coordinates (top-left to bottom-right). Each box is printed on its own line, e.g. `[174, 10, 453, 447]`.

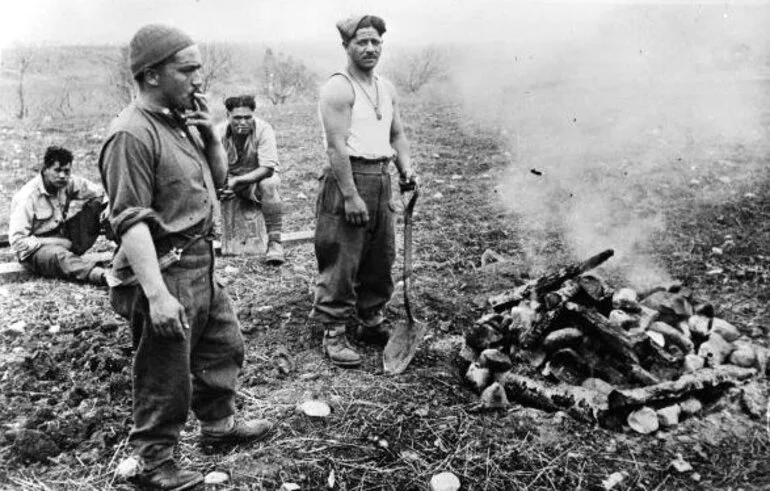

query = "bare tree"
[51, 76, 77, 118]
[8, 47, 36, 119]
[106, 46, 136, 107]
[387, 45, 450, 93]
[199, 42, 234, 92]
[261, 48, 317, 105]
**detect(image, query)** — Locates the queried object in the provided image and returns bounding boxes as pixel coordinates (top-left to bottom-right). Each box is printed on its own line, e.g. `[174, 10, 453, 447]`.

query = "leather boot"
[323, 324, 362, 368]
[87, 266, 107, 286]
[129, 459, 203, 490]
[355, 314, 392, 346]
[200, 416, 274, 446]
[265, 240, 285, 265]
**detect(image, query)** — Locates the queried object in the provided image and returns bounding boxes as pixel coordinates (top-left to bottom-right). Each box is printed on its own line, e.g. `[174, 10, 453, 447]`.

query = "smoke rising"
[452, 3, 770, 288]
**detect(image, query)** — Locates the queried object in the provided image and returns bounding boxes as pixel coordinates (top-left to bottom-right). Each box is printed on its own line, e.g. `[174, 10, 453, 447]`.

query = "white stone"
[298, 400, 331, 418]
[679, 398, 703, 416]
[6, 320, 26, 334]
[204, 472, 229, 485]
[480, 382, 509, 409]
[710, 318, 740, 342]
[697, 333, 733, 366]
[729, 344, 756, 368]
[683, 354, 705, 373]
[612, 288, 640, 312]
[602, 471, 627, 490]
[656, 405, 681, 427]
[430, 472, 461, 491]
[628, 406, 659, 434]
[465, 363, 491, 393]
[690, 316, 714, 336]
[582, 377, 615, 396]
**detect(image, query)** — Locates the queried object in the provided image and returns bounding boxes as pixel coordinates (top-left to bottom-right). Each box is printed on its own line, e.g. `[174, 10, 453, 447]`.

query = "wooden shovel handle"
[402, 187, 419, 322]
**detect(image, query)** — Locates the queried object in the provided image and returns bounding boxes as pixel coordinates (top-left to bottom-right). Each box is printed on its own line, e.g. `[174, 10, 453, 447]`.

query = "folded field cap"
[130, 24, 195, 77]
[336, 15, 386, 42]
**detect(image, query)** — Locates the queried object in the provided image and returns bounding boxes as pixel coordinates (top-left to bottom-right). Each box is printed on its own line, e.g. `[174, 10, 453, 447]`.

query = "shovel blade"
[383, 319, 427, 374]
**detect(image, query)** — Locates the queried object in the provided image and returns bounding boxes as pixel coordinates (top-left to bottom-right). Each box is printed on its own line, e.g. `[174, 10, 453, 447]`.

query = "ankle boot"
[323, 324, 361, 368]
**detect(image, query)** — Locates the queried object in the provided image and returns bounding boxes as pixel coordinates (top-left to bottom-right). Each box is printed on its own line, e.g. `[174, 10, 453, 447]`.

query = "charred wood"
[607, 365, 756, 410]
[488, 249, 615, 312]
[497, 371, 607, 423]
[564, 302, 641, 365]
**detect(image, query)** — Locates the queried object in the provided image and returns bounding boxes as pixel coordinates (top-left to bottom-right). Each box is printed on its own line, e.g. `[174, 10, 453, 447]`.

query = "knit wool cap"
[129, 24, 195, 77]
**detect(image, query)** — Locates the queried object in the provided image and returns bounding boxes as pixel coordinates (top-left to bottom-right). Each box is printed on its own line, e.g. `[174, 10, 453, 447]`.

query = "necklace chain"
[348, 70, 382, 120]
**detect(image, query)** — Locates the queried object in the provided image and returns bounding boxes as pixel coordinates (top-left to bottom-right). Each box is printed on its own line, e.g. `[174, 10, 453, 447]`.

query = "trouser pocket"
[317, 172, 346, 216]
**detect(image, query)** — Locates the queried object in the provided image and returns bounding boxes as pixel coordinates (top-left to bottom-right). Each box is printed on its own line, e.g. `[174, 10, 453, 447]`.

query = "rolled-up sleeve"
[99, 132, 160, 237]
[8, 192, 41, 260]
[255, 123, 280, 172]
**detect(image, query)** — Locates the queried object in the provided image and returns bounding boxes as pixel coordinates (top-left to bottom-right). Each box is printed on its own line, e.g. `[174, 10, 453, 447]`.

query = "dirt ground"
[0, 96, 769, 490]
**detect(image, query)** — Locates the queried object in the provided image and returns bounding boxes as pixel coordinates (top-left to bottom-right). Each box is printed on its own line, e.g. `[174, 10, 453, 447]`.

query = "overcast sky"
[2, 1, 767, 68]
[0, 0, 680, 47]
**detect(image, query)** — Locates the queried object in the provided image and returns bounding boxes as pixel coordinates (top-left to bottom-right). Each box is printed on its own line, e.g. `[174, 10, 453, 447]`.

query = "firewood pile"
[461, 249, 768, 432]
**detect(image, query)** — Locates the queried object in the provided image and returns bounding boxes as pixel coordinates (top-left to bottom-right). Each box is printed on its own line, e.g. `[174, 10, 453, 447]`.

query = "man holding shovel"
[311, 14, 418, 368]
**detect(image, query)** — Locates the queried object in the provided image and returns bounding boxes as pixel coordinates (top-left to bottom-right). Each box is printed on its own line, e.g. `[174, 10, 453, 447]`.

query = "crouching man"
[99, 24, 273, 490]
[8, 145, 108, 285]
[220, 94, 285, 265]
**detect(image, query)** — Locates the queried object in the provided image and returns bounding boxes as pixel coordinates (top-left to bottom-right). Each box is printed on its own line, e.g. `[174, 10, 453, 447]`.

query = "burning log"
[519, 304, 565, 349]
[607, 365, 756, 410]
[465, 248, 769, 431]
[542, 280, 580, 310]
[564, 302, 641, 365]
[488, 249, 615, 312]
[497, 371, 607, 423]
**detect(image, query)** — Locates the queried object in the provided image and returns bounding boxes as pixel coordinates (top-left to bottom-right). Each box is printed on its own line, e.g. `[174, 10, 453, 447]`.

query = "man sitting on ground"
[220, 94, 285, 265]
[8, 145, 108, 285]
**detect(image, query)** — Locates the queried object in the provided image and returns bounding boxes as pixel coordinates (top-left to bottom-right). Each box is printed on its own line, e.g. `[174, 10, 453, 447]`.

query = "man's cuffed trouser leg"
[24, 244, 100, 282]
[258, 174, 283, 242]
[111, 241, 244, 467]
[311, 166, 395, 324]
[191, 278, 244, 422]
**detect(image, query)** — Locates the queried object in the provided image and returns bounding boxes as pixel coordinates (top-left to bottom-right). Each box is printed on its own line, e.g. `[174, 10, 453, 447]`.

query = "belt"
[105, 226, 213, 288]
[349, 156, 392, 174]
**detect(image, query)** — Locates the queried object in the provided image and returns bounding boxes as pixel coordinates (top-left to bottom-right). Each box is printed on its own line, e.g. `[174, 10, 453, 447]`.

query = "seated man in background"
[8, 145, 108, 285]
[220, 94, 285, 265]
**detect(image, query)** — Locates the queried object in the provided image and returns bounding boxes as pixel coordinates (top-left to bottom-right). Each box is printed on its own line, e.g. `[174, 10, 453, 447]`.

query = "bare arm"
[319, 75, 369, 225]
[229, 167, 273, 188]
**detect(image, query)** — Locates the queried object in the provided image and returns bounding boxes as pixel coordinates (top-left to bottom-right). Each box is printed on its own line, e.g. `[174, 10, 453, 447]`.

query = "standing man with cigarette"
[99, 24, 272, 490]
[311, 15, 418, 368]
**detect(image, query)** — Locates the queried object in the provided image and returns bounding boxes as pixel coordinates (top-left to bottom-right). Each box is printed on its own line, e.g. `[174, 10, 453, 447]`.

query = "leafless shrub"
[387, 45, 450, 93]
[6, 46, 38, 119]
[199, 42, 235, 92]
[105, 46, 136, 107]
[261, 48, 317, 105]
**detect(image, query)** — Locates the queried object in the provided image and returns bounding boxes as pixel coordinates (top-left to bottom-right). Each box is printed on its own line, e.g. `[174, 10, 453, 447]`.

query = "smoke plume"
[453, 3, 770, 288]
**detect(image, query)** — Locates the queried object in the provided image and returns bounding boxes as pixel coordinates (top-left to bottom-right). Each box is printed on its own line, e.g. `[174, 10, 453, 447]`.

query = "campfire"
[461, 249, 768, 433]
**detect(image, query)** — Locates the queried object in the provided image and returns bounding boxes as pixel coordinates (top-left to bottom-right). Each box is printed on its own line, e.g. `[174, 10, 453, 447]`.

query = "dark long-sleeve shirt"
[99, 100, 220, 241]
